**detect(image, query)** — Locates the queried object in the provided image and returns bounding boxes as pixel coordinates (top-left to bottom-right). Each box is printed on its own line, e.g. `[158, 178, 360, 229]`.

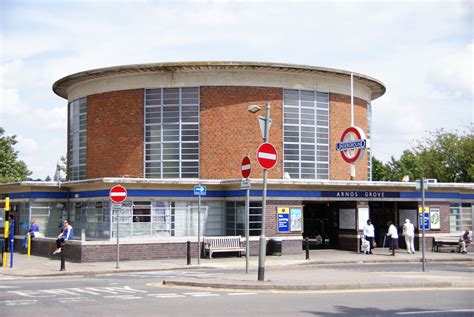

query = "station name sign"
[336, 139, 366, 151]
[321, 191, 400, 198]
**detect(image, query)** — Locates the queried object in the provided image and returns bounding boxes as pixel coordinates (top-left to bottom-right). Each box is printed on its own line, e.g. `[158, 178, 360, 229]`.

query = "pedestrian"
[5, 215, 15, 252]
[458, 230, 472, 254]
[402, 219, 415, 254]
[53, 219, 74, 255]
[22, 218, 40, 250]
[387, 221, 399, 256]
[363, 219, 375, 254]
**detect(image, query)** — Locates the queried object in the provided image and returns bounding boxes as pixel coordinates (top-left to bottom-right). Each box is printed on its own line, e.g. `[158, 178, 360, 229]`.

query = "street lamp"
[248, 102, 270, 281]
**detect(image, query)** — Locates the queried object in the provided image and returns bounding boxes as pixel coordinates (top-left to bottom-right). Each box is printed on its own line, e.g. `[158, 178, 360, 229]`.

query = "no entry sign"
[241, 156, 251, 178]
[110, 185, 127, 203]
[256, 143, 277, 169]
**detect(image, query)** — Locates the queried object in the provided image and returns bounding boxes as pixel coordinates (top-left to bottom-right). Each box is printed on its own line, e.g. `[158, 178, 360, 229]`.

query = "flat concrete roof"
[52, 61, 386, 100]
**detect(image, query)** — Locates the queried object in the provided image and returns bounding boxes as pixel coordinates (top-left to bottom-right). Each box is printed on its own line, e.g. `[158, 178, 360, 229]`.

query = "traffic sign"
[110, 185, 127, 203]
[256, 143, 277, 169]
[241, 179, 251, 190]
[241, 156, 251, 178]
[194, 185, 206, 196]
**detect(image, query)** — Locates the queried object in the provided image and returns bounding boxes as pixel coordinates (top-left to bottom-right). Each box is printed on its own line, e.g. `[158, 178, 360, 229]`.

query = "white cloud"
[426, 43, 473, 99]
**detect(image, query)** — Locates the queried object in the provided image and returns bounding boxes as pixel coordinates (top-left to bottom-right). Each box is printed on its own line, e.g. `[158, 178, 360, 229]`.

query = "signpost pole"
[110, 185, 127, 270]
[115, 203, 120, 269]
[198, 189, 201, 265]
[258, 103, 270, 282]
[245, 186, 250, 274]
[421, 178, 426, 272]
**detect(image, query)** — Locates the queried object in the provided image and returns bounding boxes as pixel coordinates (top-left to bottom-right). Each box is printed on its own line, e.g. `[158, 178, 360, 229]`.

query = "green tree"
[414, 128, 474, 182]
[0, 127, 32, 182]
[371, 157, 391, 181]
[372, 127, 474, 182]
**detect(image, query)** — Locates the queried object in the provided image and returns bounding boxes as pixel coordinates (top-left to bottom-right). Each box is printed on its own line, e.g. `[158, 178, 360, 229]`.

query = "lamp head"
[247, 105, 262, 113]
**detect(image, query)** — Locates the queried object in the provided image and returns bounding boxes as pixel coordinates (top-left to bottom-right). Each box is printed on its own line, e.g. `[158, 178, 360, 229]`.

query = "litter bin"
[269, 238, 282, 256]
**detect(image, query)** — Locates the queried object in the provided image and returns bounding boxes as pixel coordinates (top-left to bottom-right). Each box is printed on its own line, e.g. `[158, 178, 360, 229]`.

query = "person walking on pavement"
[387, 221, 399, 256]
[459, 230, 472, 254]
[363, 219, 375, 254]
[402, 219, 415, 254]
[53, 219, 74, 255]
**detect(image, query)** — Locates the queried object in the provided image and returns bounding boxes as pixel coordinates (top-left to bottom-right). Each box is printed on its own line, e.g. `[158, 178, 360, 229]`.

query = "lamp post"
[248, 103, 270, 282]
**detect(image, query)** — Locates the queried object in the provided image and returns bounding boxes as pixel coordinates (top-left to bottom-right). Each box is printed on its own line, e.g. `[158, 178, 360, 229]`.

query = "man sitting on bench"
[459, 230, 472, 254]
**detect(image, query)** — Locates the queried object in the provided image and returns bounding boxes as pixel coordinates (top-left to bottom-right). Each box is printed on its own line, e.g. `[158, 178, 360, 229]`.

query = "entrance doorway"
[303, 203, 338, 249]
[368, 201, 418, 248]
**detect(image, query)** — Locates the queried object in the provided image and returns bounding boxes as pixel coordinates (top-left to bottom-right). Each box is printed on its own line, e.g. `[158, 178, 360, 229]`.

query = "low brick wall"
[11, 236, 303, 263]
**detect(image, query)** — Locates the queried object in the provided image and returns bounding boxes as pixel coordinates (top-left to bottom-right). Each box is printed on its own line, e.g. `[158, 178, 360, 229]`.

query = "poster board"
[290, 207, 302, 232]
[430, 208, 441, 230]
[357, 207, 369, 230]
[339, 209, 356, 229]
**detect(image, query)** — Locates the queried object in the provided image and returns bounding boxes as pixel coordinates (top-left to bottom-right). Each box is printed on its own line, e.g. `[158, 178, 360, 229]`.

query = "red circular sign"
[336, 126, 367, 164]
[241, 156, 251, 178]
[256, 143, 277, 169]
[110, 185, 127, 203]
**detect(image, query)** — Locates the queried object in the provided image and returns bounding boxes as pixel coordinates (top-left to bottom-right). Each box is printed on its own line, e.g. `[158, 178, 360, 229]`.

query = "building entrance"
[368, 201, 418, 248]
[303, 203, 338, 249]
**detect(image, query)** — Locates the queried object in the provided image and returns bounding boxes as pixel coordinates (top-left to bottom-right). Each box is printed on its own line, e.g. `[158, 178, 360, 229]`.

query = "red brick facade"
[86, 89, 144, 179]
[200, 86, 283, 179]
[329, 94, 369, 181]
[78, 87, 369, 181]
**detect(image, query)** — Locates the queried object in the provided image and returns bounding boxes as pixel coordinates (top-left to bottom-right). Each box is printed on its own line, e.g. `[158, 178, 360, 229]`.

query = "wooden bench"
[432, 237, 461, 253]
[203, 236, 246, 258]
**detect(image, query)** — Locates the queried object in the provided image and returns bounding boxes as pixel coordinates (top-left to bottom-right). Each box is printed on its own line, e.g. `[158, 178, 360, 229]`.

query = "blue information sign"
[277, 207, 290, 233]
[419, 212, 430, 230]
[194, 185, 206, 196]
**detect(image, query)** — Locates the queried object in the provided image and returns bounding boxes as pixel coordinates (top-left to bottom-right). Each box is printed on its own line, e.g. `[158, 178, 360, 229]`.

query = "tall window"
[225, 201, 262, 236]
[283, 89, 330, 179]
[68, 97, 87, 180]
[144, 87, 200, 178]
[449, 203, 473, 232]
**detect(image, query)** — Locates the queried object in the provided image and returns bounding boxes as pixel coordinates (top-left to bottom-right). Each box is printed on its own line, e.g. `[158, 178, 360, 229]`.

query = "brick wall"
[200, 86, 283, 179]
[329, 93, 369, 180]
[87, 89, 144, 178]
[78, 87, 368, 180]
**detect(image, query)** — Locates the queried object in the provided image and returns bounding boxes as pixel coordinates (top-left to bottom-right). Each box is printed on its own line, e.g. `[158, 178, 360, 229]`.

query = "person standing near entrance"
[402, 219, 415, 254]
[363, 219, 375, 254]
[387, 221, 399, 256]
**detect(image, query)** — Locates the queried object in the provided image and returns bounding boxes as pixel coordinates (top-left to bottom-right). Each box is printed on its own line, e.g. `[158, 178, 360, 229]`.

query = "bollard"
[27, 234, 31, 258]
[60, 243, 66, 271]
[186, 241, 191, 265]
[305, 237, 310, 260]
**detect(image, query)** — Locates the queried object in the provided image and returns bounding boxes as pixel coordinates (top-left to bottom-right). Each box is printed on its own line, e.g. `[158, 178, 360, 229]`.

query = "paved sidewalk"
[1, 249, 473, 291]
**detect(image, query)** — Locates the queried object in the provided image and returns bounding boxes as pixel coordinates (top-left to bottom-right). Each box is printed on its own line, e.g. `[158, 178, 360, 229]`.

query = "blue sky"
[1, 0, 472, 179]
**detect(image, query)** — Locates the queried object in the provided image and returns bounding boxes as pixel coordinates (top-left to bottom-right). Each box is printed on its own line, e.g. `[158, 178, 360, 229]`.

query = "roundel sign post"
[110, 185, 127, 204]
[241, 156, 251, 178]
[256, 143, 277, 169]
[336, 126, 367, 164]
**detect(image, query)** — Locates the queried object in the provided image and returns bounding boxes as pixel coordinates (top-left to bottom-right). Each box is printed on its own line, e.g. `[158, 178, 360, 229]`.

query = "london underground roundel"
[335, 126, 367, 164]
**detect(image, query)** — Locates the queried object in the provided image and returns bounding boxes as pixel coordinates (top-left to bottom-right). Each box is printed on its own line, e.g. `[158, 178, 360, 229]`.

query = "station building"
[0, 62, 472, 262]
